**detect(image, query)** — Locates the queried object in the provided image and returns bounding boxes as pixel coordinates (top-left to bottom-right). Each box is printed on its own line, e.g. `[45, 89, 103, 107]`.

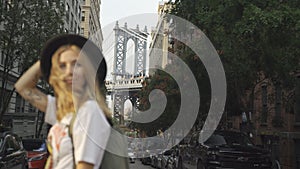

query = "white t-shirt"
[45, 95, 111, 169]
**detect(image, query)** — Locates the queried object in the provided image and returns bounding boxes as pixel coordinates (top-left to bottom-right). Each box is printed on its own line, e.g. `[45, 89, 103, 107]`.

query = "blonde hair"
[49, 45, 112, 122]
[77, 50, 112, 119]
[49, 45, 78, 121]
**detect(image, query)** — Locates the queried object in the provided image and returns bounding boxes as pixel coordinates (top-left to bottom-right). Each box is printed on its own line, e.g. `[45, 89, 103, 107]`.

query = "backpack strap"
[67, 114, 120, 169]
[67, 114, 113, 169]
[67, 114, 76, 169]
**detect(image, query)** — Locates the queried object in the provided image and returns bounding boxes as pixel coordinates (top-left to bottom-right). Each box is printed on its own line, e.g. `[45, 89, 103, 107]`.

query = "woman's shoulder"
[76, 100, 110, 126]
[82, 100, 100, 109]
[79, 100, 104, 115]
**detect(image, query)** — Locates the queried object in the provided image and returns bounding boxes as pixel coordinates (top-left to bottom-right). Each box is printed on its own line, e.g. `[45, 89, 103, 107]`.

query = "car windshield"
[22, 139, 46, 151]
[205, 133, 253, 146]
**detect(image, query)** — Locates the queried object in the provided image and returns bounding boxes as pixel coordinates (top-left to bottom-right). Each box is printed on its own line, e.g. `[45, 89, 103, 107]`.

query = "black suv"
[0, 130, 28, 169]
[178, 130, 272, 169]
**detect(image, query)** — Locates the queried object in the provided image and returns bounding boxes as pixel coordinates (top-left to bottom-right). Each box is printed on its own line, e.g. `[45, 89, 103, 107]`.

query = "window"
[65, 3, 69, 12]
[261, 84, 268, 123]
[295, 139, 300, 169]
[275, 84, 282, 117]
[74, 22, 77, 33]
[296, 75, 300, 123]
[0, 89, 12, 110]
[81, 27, 84, 35]
[0, 47, 4, 65]
[74, 0, 77, 10]
[66, 13, 69, 23]
[18, 57, 23, 72]
[77, 26, 80, 34]
[28, 104, 35, 112]
[4, 0, 10, 11]
[78, 6, 81, 18]
[15, 94, 24, 112]
[65, 3, 70, 23]
[81, 11, 85, 21]
[70, 13, 74, 31]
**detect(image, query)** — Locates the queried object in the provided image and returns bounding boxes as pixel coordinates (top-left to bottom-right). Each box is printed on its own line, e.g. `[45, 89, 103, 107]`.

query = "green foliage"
[135, 0, 300, 135]
[0, 0, 64, 122]
[133, 70, 181, 136]
[171, 0, 299, 115]
[19, 0, 65, 71]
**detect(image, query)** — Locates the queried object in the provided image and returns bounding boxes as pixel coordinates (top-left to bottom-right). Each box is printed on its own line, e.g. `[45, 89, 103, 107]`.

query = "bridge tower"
[107, 22, 148, 124]
[113, 21, 147, 77]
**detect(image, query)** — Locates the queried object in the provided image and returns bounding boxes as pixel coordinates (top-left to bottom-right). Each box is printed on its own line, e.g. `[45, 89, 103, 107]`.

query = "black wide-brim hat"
[40, 34, 107, 84]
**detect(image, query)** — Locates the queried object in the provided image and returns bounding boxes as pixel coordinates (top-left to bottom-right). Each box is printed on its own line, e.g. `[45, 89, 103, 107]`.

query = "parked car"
[166, 146, 180, 169]
[0, 130, 28, 169]
[141, 137, 168, 165]
[178, 130, 273, 169]
[150, 153, 158, 168]
[128, 148, 136, 163]
[22, 139, 48, 169]
[141, 150, 152, 165]
[156, 149, 174, 169]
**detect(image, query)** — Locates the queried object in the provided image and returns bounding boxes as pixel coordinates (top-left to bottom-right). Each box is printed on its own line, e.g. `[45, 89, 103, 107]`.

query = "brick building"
[229, 72, 300, 169]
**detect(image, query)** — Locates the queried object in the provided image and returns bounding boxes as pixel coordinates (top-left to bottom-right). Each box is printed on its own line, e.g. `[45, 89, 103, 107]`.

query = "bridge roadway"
[105, 77, 145, 92]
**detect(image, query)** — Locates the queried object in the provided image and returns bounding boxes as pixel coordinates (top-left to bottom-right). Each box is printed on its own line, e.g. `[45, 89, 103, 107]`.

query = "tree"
[135, 0, 299, 134]
[133, 41, 212, 135]
[0, 0, 27, 123]
[19, 0, 64, 71]
[133, 69, 180, 136]
[0, 0, 64, 126]
[170, 0, 299, 116]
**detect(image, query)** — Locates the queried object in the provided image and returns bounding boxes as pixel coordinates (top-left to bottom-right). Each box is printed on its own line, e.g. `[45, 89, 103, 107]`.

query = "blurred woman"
[15, 34, 111, 169]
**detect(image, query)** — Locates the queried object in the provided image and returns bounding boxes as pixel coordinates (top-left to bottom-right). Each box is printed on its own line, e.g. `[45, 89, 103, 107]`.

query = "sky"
[100, 0, 166, 113]
[100, 0, 163, 27]
[99, 0, 168, 80]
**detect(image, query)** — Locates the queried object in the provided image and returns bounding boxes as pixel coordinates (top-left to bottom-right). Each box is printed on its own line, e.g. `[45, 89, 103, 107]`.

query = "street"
[129, 160, 153, 169]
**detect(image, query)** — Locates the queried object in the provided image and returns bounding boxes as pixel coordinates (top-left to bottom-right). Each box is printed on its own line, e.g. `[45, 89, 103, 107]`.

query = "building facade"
[148, 1, 174, 73]
[150, 1, 300, 168]
[63, 0, 82, 34]
[228, 72, 300, 169]
[80, 0, 103, 49]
